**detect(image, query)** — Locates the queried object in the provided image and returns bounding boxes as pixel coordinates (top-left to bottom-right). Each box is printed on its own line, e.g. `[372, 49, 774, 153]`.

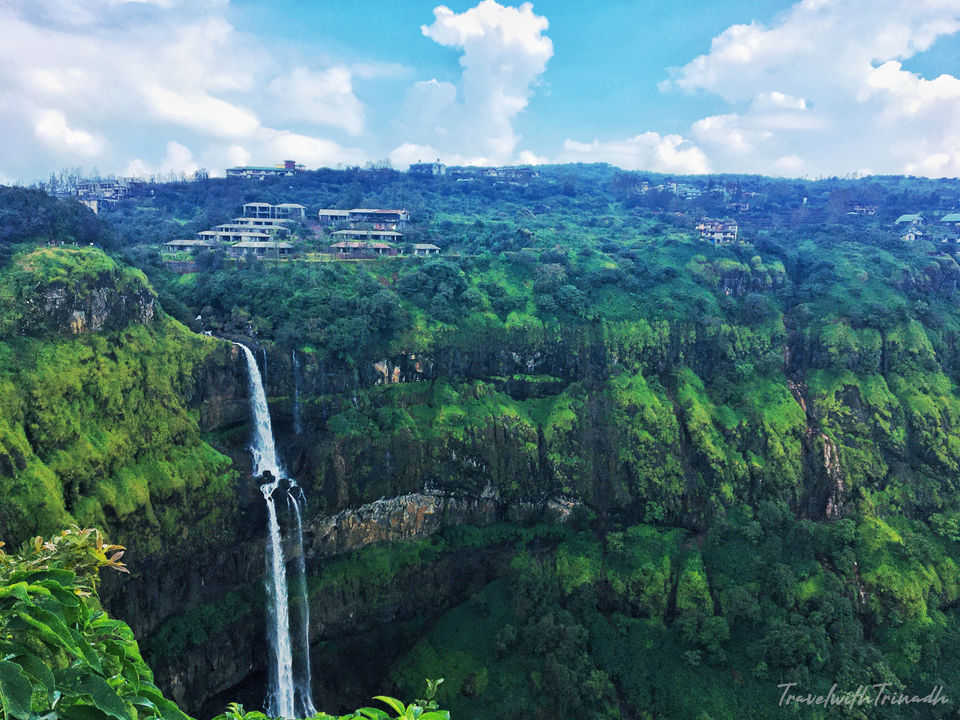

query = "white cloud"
[389, 143, 443, 170]
[0, 2, 364, 179]
[559, 133, 711, 174]
[269, 67, 366, 135]
[387, 142, 488, 170]
[34, 110, 104, 156]
[398, 0, 553, 165]
[772, 154, 805, 175]
[664, 0, 960, 176]
[124, 140, 198, 178]
[144, 86, 261, 139]
[256, 128, 366, 168]
[516, 149, 547, 165]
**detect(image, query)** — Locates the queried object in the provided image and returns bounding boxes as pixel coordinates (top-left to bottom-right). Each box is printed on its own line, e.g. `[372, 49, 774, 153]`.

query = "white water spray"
[288, 492, 316, 717]
[292, 350, 303, 435]
[237, 343, 315, 718]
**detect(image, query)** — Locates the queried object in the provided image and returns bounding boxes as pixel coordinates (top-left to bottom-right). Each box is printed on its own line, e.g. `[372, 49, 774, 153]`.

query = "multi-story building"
[242, 202, 306, 220]
[317, 209, 350, 225]
[347, 208, 410, 231]
[226, 160, 305, 179]
[227, 241, 295, 258]
[696, 218, 739, 244]
[409, 161, 446, 176]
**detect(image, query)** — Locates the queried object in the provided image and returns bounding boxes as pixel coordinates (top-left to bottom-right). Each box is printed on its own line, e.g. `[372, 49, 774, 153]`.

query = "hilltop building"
[409, 161, 446, 176]
[696, 219, 739, 244]
[227, 241, 295, 258]
[895, 213, 925, 226]
[330, 229, 402, 243]
[226, 160, 305, 179]
[317, 208, 410, 232]
[242, 202, 306, 220]
[317, 209, 350, 224]
[410, 243, 441, 256]
[164, 239, 219, 253]
[329, 241, 399, 258]
[446, 166, 539, 182]
[196, 229, 275, 244]
[75, 178, 138, 210]
[941, 212, 960, 229]
[209, 222, 290, 238]
[227, 217, 292, 230]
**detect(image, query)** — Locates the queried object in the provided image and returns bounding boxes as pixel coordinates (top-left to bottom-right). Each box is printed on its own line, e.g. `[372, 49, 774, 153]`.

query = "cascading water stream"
[287, 491, 316, 717]
[292, 350, 303, 435]
[237, 343, 315, 718]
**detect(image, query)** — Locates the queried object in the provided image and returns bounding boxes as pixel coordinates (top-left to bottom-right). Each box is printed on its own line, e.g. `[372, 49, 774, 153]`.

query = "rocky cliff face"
[18, 272, 157, 336]
[50, 282, 155, 334]
[106, 531, 267, 710]
[307, 489, 577, 558]
[135, 487, 575, 716]
[191, 342, 251, 432]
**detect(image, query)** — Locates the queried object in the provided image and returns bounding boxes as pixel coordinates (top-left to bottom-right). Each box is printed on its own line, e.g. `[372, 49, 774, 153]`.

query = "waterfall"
[237, 343, 316, 718]
[288, 490, 316, 717]
[292, 350, 303, 435]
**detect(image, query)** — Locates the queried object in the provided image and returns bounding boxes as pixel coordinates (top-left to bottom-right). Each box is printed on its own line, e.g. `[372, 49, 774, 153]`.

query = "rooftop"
[332, 229, 402, 237]
[234, 241, 294, 249]
[198, 230, 272, 239]
[165, 239, 219, 247]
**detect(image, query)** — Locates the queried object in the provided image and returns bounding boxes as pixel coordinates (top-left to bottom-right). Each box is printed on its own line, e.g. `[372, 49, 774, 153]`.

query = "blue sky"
[1, 0, 959, 182]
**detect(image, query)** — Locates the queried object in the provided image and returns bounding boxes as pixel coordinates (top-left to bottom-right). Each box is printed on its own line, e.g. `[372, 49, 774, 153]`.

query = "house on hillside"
[348, 208, 410, 231]
[76, 178, 136, 209]
[696, 218, 739, 244]
[197, 229, 273, 244]
[409, 161, 446, 176]
[165, 239, 220, 253]
[318, 209, 351, 224]
[331, 229, 402, 243]
[329, 241, 398, 258]
[243, 202, 274, 219]
[410, 243, 441, 256]
[274, 203, 306, 220]
[242, 202, 305, 220]
[229, 217, 292, 230]
[226, 160, 304, 179]
[227, 241, 295, 258]
[212, 222, 290, 238]
[941, 212, 960, 230]
[896, 213, 925, 226]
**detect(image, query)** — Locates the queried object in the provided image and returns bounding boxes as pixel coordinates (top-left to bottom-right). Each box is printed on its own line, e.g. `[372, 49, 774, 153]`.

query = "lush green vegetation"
[0, 232, 237, 556]
[0, 529, 447, 720]
[0, 528, 189, 720]
[4, 169, 960, 718]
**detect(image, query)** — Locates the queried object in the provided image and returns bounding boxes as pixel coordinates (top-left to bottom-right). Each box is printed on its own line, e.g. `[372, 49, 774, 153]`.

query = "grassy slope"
[0, 245, 238, 554]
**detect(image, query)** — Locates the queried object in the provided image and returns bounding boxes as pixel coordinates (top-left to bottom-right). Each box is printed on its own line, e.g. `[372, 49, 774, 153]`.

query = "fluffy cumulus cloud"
[269, 67, 366, 136]
[124, 140, 198, 179]
[559, 0, 960, 176]
[390, 0, 553, 168]
[668, 0, 960, 176]
[33, 110, 105, 156]
[559, 133, 711, 174]
[0, 1, 366, 180]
